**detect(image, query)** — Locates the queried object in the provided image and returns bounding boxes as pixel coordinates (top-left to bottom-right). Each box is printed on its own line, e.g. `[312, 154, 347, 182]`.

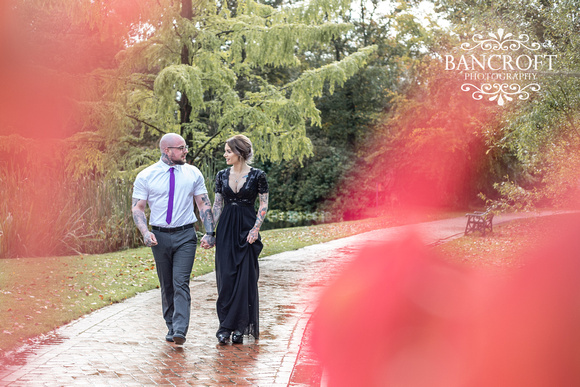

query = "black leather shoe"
[217, 332, 230, 344]
[166, 331, 174, 342]
[232, 331, 243, 344]
[173, 333, 186, 345]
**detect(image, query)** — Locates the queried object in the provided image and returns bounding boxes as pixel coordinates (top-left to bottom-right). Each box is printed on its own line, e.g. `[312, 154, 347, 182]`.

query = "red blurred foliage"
[0, 2, 122, 139]
[466, 215, 580, 386]
[325, 66, 498, 220]
[0, 66, 76, 139]
[0, 5, 72, 139]
[312, 233, 479, 387]
[313, 214, 580, 386]
[0, 2, 128, 257]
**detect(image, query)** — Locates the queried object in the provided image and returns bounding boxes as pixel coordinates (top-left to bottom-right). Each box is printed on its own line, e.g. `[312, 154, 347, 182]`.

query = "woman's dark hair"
[226, 134, 254, 164]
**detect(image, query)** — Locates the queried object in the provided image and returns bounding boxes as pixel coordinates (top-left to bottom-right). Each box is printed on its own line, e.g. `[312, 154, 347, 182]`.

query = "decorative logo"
[445, 28, 555, 106]
[460, 29, 541, 51]
[460, 83, 541, 106]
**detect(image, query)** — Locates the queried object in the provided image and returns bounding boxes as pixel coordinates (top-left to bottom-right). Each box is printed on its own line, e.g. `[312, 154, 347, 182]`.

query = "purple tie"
[166, 167, 175, 225]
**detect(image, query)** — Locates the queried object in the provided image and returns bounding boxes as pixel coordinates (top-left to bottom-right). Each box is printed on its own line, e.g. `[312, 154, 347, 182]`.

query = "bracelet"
[206, 232, 215, 237]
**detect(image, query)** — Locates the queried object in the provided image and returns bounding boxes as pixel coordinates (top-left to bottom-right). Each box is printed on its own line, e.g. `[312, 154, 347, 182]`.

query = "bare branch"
[192, 130, 222, 161]
[127, 115, 167, 134]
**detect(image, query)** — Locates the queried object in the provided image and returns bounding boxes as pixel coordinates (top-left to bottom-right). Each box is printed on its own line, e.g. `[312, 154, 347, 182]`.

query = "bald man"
[132, 133, 216, 345]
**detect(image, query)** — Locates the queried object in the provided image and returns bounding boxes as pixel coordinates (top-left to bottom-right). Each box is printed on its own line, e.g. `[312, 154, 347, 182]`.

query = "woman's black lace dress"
[214, 167, 268, 339]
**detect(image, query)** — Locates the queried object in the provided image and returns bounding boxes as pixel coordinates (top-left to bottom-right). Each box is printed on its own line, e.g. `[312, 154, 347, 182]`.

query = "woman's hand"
[247, 227, 259, 244]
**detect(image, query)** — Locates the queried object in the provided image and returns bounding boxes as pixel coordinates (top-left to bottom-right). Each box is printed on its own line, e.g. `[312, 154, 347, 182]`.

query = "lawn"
[434, 212, 578, 273]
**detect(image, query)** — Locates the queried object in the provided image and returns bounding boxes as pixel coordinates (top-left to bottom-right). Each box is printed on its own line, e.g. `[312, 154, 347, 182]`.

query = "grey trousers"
[151, 227, 197, 336]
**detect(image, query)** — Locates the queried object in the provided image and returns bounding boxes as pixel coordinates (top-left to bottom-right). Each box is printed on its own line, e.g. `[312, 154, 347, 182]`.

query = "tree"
[66, 0, 378, 168]
[0, 1, 145, 257]
[261, 0, 439, 212]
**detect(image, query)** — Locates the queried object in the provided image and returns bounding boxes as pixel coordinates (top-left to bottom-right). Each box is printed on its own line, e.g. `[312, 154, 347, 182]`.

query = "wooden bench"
[464, 211, 494, 236]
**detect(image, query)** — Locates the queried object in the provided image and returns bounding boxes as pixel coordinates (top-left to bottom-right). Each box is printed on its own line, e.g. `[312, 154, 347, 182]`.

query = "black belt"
[226, 202, 254, 208]
[151, 223, 194, 233]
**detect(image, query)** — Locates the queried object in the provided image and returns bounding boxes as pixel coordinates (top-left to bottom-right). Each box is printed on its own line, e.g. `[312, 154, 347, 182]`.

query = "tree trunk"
[180, 0, 193, 139]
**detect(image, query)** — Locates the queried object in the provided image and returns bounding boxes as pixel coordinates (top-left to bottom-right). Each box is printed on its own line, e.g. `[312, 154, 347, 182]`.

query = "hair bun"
[227, 134, 254, 164]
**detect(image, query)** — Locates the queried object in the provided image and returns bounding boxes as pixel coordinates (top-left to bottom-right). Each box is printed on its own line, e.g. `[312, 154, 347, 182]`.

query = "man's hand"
[132, 198, 158, 247]
[200, 234, 216, 249]
[144, 231, 158, 247]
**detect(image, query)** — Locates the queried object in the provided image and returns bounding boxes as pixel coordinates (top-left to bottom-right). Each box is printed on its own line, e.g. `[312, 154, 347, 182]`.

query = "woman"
[212, 134, 269, 344]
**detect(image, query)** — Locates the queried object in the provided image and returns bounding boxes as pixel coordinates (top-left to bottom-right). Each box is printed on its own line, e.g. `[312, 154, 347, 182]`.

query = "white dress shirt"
[132, 159, 208, 227]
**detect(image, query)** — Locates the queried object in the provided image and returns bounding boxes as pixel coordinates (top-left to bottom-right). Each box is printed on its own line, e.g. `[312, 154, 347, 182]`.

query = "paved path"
[0, 212, 557, 386]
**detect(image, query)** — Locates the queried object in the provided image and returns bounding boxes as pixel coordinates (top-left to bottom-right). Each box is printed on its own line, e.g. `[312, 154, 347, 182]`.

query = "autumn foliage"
[325, 62, 498, 219]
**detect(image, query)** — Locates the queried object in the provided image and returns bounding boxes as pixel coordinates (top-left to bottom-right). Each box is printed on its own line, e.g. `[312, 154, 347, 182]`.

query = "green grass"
[434, 212, 579, 273]
[0, 249, 160, 352]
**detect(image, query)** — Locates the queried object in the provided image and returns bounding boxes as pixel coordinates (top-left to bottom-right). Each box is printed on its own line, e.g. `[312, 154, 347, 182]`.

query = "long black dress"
[214, 167, 268, 339]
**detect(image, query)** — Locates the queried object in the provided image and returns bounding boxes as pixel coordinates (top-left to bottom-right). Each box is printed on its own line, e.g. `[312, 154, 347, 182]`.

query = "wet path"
[0, 237, 353, 385]
[0, 212, 556, 386]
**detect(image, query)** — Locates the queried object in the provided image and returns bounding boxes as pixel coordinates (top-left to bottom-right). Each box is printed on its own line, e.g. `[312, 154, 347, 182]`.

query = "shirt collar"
[158, 158, 181, 172]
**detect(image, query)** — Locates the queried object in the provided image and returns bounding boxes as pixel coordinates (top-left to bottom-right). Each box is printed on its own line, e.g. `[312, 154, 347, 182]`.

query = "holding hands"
[200, 234, 216, 249]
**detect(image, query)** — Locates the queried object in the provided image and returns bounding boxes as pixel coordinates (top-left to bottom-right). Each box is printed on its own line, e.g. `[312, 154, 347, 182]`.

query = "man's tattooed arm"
[195, 193, 216, 248]
[132, 198, 157, 246]
[213, 193, 224, 224]
[131, 198, 149, 235]
[248, 192, 268, 244]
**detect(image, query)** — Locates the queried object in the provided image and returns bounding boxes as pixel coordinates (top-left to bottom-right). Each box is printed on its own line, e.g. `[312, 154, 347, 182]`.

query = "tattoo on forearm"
[253, 193, 269, 229]
[213, 193, 224, 224]
[199, 208, 215, 233]
[132, 210, 149, 236]
[197, 194, 216, 232]
[132, 198, 151, 243]
[254, 207, 268, 228]
[201, 194, 212, 208]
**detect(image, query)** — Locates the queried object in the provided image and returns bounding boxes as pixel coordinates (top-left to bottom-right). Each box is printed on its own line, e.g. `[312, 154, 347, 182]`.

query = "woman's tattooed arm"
[195, 193, 216, 248]
[254, 192, 269, 229]
[248, 192, 268, 243]
[213, 193, 224, 224]
[197, 193, 216, 233]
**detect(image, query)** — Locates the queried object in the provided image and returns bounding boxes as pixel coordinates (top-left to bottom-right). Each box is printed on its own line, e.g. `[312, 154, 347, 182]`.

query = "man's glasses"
[167, 145, 189, 152]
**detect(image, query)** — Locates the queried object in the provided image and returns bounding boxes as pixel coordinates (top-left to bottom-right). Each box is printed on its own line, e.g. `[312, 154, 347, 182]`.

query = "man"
[132, 133, 216, 345]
